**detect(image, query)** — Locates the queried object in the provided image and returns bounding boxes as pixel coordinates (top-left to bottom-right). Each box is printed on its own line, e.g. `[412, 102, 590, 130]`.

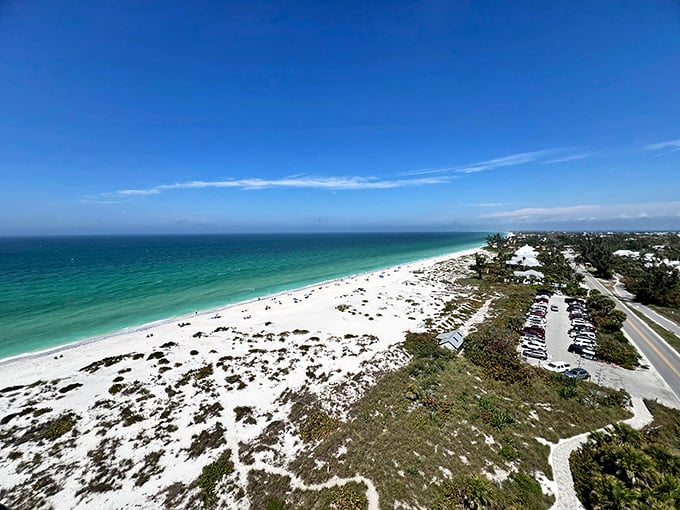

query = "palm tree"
[461, 475, 496, 509]
[470, 253, 488, 280]
[614, 445, 653, 488]
[611, 423, 643, 448]
[595, 474, 636, 509]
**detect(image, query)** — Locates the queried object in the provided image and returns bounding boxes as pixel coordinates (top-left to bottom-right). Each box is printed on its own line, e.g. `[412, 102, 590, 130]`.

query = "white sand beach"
[0, 248, 487, 509]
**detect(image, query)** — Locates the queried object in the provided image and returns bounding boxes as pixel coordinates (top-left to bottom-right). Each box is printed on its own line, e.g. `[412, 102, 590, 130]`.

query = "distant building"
[507, 245, 542, 268]
[437, 329, 465, 350]
[513, 269, 544, 285]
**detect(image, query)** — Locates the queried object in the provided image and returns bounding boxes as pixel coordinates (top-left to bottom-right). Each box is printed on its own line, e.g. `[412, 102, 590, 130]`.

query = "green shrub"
[298, 410, 341, 442]
[58, 383, 82, 394]
[266, 498, 286, 510]
[43, 413, 77, 440]
[234, 406, 254, 422]
[108, 383, 124, 394]
[197, 449, 234, 508]
[325, 485, 368, 510]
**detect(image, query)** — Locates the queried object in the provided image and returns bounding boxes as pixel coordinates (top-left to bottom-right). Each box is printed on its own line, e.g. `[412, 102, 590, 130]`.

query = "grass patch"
[594, 330, 640, 370]
[58, 383, 82, 394]
[298, 410, 341, 443]
[108, 383, 124, 395]
[649, 304, 680, 325]
[133, 450, 163, 486]
[197, 449, 234, 508]
[120, 406, 144, 427]
[188, 423, 226, 458]
[234, 406, 255, 423]
[42, 413, 77, 441]
[194, 402, 224, 424]
[80, 354, 133, 373]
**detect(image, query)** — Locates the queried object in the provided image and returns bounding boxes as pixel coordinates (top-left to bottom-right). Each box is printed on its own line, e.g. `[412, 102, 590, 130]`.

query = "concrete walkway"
[548, 397, 653, 510]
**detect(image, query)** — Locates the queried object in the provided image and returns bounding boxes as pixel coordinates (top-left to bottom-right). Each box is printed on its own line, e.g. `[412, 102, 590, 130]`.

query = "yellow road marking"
[626, 316, 680, 379]
[588, 274, 680, 379]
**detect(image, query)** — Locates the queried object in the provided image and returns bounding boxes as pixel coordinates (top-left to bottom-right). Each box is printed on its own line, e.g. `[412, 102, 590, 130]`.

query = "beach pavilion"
[436, 329, 465, 351]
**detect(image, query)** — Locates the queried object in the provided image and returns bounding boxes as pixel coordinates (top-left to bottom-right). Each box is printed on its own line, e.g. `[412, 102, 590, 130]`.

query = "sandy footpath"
[0, 248, 482, 509]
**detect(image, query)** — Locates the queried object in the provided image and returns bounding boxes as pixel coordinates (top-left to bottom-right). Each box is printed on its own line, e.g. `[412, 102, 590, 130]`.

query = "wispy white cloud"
[541, 153, 590, 164]
[455, 150, 555, 174]
[112, 175, 453, 196]
[472, 202, 510, 207]
[644, 138, 680, 157]
[398, 149, 557, 177]
[644, 139, 680, 151]
[397, 166, 458, 177]
[80, 197, 126, 204]
[481, 201, 680, 222]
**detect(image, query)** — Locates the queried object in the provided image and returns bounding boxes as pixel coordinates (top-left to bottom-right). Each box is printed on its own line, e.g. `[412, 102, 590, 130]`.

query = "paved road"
[612, 275, 680, 338]
[581, 271, 680, 406]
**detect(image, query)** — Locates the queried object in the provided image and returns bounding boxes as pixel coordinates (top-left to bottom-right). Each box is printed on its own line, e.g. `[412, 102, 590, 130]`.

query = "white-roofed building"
[514, 269, 545, 283]
[437, 330, 465, 351]
[507, 245, 542, 268]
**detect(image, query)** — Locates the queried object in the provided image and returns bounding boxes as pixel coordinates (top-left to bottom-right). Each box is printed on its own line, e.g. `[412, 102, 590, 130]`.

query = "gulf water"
[0, 232, 487, 359]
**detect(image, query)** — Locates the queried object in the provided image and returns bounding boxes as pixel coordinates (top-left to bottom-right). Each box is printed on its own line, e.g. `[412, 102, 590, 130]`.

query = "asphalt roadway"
[612, 275, 680, 338]
[581, 271, 680, 407]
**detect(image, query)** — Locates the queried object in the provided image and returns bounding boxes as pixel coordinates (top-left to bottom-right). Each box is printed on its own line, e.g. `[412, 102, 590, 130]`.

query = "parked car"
[568, 343, 586, 354]
[565, 298, 586, 305]
[522, 326, 545, 337]
[545, 361, 571, 373]
[526, 320, 545, 328]
[523, 349, 548, 360]
[520, 335, 545, 344]
[574, 340, 597, 350]
[521, 341, 546, 351]
[574, 331, 597, 339]
[569, 327, 596, 335]
[580, 348, 597, 360]
[564, 367, 591, 380]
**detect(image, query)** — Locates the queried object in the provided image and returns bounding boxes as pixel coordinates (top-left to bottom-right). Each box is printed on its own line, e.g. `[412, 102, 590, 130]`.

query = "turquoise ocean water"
[0, 232, 487, 360]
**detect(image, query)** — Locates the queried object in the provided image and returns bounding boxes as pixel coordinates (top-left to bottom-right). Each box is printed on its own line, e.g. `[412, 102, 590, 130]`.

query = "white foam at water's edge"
[0, 245, 483, 365]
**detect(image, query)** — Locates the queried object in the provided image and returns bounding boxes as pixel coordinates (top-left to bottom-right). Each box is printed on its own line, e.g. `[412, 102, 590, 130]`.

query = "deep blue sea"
[0, 232, 487, 359]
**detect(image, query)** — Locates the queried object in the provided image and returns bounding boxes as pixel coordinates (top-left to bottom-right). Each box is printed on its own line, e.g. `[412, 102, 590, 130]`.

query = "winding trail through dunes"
[548, 397, 653, 510]
[250, 463, 380, 509]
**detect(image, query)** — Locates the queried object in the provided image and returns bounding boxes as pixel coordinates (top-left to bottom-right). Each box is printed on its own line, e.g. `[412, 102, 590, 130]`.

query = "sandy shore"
[0, 247, 486, 509]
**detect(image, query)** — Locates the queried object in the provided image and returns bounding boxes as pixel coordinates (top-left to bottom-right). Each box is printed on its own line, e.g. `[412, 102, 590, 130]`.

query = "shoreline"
[0, 245, 482, 366]
[1, 242, 487, 508]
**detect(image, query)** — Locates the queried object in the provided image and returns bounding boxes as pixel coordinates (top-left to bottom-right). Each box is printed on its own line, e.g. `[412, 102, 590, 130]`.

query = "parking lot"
[522, 294, 679, 407]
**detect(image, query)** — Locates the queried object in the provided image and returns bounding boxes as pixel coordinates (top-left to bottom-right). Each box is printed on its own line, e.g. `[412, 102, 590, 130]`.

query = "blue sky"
[1, 0, 679, 234]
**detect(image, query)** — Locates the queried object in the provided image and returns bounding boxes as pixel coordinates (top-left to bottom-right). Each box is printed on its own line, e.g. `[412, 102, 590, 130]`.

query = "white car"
[525, 320, 543, 326]
[574, 341, 597, 350]
[520, 343, 548, 352]
[581, 348, 597, 360]
[545, 361, 571, 373]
